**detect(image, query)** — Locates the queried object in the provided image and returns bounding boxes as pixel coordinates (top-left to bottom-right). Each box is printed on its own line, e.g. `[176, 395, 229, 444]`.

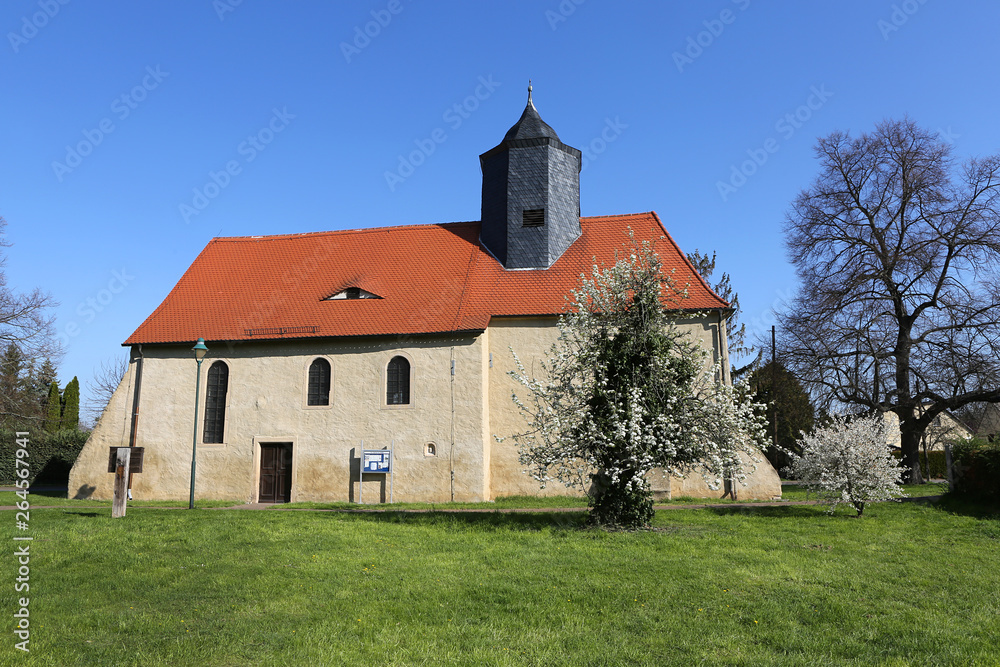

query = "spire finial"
[528, 79, 533, 103]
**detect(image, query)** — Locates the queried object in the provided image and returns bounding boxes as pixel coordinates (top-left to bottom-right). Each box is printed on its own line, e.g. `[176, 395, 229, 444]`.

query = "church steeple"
[479, 84, 582, 269]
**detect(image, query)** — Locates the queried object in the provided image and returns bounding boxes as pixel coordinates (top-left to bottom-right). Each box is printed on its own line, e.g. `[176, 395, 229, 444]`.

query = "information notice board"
[359, 444, 393, 504]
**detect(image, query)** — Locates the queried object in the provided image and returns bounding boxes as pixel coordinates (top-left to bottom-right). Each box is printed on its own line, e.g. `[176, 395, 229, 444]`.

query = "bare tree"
[0, 216, 59, 425]
[777, 118, 1000, 483]
[0, 217, 59, 364]
[85, 355, 128, 426]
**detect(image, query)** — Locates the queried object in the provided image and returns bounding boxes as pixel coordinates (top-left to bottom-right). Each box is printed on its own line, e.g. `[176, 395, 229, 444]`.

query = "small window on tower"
[522, 209, 545, 227]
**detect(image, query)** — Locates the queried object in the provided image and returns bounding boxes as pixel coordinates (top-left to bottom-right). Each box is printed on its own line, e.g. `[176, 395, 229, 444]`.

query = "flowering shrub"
[788, 414, 906, 516]
[503, 235, 769, 528]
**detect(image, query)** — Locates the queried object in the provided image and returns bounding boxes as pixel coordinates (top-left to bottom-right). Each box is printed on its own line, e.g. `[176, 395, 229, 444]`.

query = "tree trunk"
[588, 470, 653, 529]
[899, 423, 924, 485]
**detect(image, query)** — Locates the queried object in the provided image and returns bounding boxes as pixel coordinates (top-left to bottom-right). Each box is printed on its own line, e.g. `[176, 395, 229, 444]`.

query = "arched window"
[386, 356, 410, 405]
[307, 358, 331, 406]
[203, 361, 229, 444]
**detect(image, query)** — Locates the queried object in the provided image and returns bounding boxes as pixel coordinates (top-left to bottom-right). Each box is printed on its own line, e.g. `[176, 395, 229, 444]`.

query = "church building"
[69, 88, 781, 503]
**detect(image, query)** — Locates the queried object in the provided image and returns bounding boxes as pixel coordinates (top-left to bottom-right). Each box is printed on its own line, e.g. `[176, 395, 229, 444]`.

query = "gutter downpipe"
[127, 345, 143, 493]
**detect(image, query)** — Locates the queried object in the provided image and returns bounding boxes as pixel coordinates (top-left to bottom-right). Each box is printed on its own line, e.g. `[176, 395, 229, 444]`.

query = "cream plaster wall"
[70, 311, 779, 504]
[486, 317, 572, 498]
[70, 334, 490, 503]
[486, 313, 781, 501]
[68, 348, 138, 499]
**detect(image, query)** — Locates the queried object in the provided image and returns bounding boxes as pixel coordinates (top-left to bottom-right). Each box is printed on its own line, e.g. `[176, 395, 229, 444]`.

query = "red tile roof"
[124, 212, 728, 345]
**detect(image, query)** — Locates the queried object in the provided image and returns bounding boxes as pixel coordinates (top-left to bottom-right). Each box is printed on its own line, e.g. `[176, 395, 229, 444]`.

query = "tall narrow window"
[386, 356, 410, 405]
[203, 361, 229, 443]
[307, 358, 331, 406]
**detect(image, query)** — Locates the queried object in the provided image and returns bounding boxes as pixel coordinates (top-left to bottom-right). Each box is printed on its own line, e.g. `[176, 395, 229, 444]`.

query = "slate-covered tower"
[480, 85, 582, 269]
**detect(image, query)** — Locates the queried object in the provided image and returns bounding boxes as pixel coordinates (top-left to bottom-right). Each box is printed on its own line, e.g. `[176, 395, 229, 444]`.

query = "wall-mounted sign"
[362, 449, 391, 473]
[108, 447, 144, 473]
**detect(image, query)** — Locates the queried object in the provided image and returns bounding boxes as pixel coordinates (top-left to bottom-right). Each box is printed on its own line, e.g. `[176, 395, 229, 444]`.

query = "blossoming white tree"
[505, 236, 769, 528]
[788, 414, 907, 516]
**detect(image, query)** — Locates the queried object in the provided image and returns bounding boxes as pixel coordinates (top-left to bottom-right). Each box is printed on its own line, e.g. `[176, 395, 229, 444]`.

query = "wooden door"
[259, 443, 292, 503]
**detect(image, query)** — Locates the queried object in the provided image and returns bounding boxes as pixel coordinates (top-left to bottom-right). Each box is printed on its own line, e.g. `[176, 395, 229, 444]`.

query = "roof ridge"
[207, 215, 655, 244]
[212, 220, 481, 242]
[581, 211, 655, 221]
[649, 211, 729, 309]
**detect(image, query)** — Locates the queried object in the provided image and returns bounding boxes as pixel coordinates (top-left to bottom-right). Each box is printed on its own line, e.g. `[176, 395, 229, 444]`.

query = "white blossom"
[788, 413, 907, 516]
[500, 232, 770, 526]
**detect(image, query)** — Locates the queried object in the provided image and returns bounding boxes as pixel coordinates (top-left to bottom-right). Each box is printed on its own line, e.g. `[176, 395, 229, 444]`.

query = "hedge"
[0, 428, 90, 486]
[951, 437, 1000, 500]
[891, 449, 948, 480]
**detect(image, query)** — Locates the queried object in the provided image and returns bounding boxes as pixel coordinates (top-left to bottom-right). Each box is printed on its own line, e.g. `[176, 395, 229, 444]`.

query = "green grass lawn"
[2, 481, 947, 512]
[0, 490, 244, 509]
[1, 489, 997, 666]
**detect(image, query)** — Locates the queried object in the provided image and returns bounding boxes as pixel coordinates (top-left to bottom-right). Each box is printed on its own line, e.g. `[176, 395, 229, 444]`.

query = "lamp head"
[192, 337, 208, 361]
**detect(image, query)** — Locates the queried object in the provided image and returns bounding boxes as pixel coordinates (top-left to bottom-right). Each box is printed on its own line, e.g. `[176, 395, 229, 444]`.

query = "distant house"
[884, 409, 973, 452]
[69, 89, 781, 504]
[971, 403, 1000, 441]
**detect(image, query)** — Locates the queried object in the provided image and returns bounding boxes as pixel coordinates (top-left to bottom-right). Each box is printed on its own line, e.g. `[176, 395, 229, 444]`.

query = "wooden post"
[771, 325, 778, 454]
[945, 443, 954, 492]
[112, 447, 131, 518]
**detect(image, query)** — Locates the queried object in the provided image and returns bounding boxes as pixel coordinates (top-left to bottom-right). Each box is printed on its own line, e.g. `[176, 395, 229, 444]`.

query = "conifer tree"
[0, 342, 34, 426]
[34, 357, 58, 411]
[44, 382, 61, 431]
[747, 361, 815, 472]
[61, 376, 80, 431]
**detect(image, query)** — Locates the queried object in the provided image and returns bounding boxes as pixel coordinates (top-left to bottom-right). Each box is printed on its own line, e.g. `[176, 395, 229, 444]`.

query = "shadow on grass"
[700, 505, 827, 519]
[29, 488, 69, 500]
[324, 509, 591, 533]
[934, 493, 1000, 520]
[317, 504, 840, 530]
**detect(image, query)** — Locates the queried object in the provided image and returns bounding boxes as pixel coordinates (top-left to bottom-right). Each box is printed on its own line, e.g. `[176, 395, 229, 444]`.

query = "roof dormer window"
[326, 287, 381, 300]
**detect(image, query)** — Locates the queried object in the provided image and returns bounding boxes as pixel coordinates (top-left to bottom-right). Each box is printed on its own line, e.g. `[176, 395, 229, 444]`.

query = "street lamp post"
[189, 338, 208, 509]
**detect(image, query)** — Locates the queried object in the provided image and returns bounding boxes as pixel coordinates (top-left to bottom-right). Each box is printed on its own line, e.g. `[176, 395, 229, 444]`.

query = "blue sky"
[2, 0, 998, 418]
